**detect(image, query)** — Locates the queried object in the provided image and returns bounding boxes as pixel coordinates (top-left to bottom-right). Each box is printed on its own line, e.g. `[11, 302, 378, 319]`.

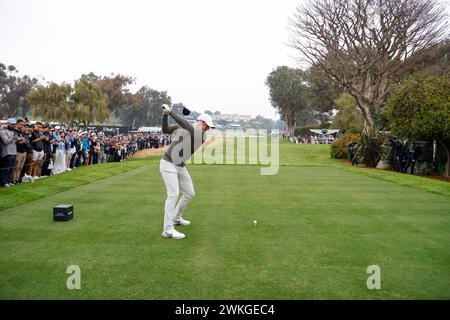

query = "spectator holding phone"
[0, 118, 18, 187]
[12, 119, 29, 184]
[30, 122, 45, 179]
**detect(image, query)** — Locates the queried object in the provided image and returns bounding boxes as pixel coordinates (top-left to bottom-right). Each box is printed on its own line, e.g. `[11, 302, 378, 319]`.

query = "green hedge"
[330, 133, 361, 159]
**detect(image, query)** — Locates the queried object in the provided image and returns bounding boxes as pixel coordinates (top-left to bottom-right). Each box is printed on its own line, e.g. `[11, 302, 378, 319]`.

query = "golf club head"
[182, 107, 191, 116]
[161, 104, 171, 112]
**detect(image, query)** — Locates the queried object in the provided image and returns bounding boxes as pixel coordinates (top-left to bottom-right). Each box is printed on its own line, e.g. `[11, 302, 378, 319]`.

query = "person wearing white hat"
[50, 125, 64, 174]
[159, 104, 215, 239]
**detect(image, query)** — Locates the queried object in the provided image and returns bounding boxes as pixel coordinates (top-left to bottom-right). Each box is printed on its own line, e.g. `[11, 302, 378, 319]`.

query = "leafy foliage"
[28, 82, 73, 123]
[330, 132, 360, 159]
[401, 40, 450, 78]
[294, 125, 320, 137]
[384, 75, 450, 175]
[29, 79, 110, 125]
[355, 130, 389, 167]
[385, 75, 450, 141]
[303, 65, 341, 126]
[265, 66, 309, 136]
[118, 86, 171, 128]
[3, 65, 177, 127]
[92, 73, 135, 114]
[331, 93, 364, 133]
[0, 63, 38, 118]
[435, 144, 448, 176]
[72, 78, 110, 125]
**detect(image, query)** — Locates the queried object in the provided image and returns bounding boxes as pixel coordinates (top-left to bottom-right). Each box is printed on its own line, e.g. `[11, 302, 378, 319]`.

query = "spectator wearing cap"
[72, 131, 83, 168]
[59, 130, 67, 172]
[89, 133, 96, 165]
[40, 125, 52, 177]
[12, 119, 29, 184]
[50, 125, 64, 174]
[403, 142, 419, 175]
[65, 130, 76, 170]
[389, 136, 404, 173]
[21, 124, 34, 178]
[30, 122, 45, 179]
[90, 132, 101, 165]
[81, 131, 90, 165]
[98, 136, 107, 164]
[0, 118, 18, 187]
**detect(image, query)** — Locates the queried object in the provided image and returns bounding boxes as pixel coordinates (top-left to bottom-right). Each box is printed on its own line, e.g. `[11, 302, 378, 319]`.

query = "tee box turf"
[53, 204, 74, 222]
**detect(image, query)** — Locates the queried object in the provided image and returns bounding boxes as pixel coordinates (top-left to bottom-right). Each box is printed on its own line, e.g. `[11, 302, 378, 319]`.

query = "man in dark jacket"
[30, 122, 45, 178]
[390, 136, 404, 173]
[41, 125, 53, 176]
[403, 142, 418, 174]
[12, 119, 29, 183]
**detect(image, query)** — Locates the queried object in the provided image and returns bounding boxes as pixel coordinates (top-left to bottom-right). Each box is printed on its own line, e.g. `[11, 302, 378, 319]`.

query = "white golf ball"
[253, 220, 257, 225]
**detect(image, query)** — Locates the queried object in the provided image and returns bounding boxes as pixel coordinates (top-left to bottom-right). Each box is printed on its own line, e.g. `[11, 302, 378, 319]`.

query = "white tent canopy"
[137, 127, 161, 133]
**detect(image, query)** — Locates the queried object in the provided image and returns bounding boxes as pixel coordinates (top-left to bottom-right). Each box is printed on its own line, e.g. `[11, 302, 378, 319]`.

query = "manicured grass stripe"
[0, 158, 449, 299]
[0, 157, 160, 212]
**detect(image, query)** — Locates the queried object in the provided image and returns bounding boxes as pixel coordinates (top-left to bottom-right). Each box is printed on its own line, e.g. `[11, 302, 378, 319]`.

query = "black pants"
[41, 152, 52, 176]
[349, 152, 357, 166]
[351, 154, 358, 166]
[395, 156, 403, 172]
[403, 158, 416, 174]
[73, 150, 83, 167]
[92, 153, 98, 164]
[0, 155, 16, 186]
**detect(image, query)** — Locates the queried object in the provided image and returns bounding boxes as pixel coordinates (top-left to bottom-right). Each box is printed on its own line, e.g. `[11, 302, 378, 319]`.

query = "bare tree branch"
[289, 0, 448, 130]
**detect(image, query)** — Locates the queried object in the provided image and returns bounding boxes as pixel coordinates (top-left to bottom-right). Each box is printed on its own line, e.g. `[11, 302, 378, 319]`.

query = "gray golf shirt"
[162, 111, 206, 167]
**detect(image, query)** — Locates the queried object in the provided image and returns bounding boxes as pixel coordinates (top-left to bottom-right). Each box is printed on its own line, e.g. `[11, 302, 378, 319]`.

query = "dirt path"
[132, 147, 168, 158]
[131, 138, 220, 159]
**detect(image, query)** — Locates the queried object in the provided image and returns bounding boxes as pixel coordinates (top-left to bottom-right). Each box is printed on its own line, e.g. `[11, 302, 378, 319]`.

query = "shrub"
[345, 128, 362, 134]
[435, 143, 448, 176]
[330, 132, 361, 159]
[356, 130, 389, 167]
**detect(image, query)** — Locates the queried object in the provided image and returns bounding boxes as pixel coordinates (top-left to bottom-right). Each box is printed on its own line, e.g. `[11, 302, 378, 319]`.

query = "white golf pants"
[52, 150, 66, 174]
[160, 159, 195, 231]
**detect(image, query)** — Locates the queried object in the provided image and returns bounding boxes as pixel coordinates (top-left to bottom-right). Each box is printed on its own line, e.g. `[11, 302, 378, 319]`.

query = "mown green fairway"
[0, 141, 449, 299]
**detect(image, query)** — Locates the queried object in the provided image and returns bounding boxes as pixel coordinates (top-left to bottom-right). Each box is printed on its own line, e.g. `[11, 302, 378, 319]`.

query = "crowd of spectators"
[0, 117, 171, 187]
[283, 134, 335, 144]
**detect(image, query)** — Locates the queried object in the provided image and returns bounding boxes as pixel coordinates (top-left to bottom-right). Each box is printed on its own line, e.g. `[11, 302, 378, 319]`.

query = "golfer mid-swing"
[160, 104, 215, 239]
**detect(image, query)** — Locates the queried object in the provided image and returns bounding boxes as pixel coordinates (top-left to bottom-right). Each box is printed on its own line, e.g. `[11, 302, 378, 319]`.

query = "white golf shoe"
[173, 217, 191, 226]
[161, 228, 185, 240]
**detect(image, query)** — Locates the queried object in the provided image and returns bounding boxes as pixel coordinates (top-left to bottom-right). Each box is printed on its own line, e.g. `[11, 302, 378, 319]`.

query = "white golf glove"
[161, 104, 172, 114]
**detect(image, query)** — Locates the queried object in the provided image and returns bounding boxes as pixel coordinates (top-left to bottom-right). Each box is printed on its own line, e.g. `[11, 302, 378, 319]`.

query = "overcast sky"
[0, 0, 302, 119]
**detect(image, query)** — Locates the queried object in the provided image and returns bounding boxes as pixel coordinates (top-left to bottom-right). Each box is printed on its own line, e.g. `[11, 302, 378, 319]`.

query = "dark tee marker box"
[53, 205, 74, 221]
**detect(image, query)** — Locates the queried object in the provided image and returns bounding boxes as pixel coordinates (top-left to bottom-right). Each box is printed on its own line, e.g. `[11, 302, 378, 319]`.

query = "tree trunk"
[350, 93, 374, 132]
[440, 138, 450, 177]
[358, 102, 374, 132]
[283, 103, 295, 137]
